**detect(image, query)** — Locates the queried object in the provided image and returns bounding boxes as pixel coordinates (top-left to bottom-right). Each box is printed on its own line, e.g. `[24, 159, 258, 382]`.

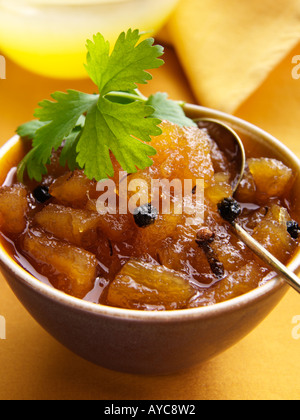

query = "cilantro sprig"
[17, 29, 196, 183]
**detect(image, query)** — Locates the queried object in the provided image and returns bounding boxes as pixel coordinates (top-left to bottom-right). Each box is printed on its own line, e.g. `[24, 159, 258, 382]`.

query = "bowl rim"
[0, 104, 299, 323]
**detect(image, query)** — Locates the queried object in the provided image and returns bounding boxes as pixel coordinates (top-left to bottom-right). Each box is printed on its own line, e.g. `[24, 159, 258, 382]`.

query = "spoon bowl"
[196, 118, 246, 194]
[196, 117, 300, 295]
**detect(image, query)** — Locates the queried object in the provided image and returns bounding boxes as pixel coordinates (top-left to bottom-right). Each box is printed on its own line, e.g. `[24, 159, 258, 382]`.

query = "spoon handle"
[232, 221, 300, 294]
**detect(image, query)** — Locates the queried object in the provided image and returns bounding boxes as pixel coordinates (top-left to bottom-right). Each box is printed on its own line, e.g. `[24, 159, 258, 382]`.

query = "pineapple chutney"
[0, 121, 299, 311]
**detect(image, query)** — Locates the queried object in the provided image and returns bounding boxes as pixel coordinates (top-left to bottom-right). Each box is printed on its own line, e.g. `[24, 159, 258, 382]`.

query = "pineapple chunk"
[86, 198, 136, 242]
[234, 170, 256, 203]
[106, 260, 195, 310]
[248, 158, 293, 198]
[126, 172, 153, 205]
[49, 170, 96, 207]
[252, 204, 295, 262]
[97, 213, 136, 242]
[134, 211, 183, 258]
[34, 203, 101, 247]
[0, 185, 28, 234]
[212, 235, 253, 272]
[188, 261, 270, 308]
[149, 121, 214, 187]
[22, 229, 98, 298]
[213, 261, 266, 303]
[158, 238, 215, 285]
[205, 172, 233, 205]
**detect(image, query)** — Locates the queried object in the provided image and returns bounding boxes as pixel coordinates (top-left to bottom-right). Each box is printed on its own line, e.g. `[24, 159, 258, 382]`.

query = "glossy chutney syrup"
[0, 121, 299, 311]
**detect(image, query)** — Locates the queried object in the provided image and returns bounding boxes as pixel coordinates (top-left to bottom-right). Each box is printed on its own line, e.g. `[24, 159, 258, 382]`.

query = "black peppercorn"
[133, 203, 158, 228]
[33, 185, 52, 204]
[287, 221, 300, 240]
[218, 197, 241, 224]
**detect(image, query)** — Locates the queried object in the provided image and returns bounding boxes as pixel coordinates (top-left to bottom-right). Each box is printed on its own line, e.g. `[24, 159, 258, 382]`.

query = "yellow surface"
[1, 0, 300, 400]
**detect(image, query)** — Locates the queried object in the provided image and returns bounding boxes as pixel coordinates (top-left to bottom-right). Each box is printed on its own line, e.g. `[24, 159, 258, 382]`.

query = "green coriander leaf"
[76, 97, 160, 181]
[85, 29, 164, 95]
[16, 120, 48, 140]
[33, 90, 98, 166]
[59, 130, 81, 172]
[146, 92, 197, 127]
[85, 33, 110, 88]
[16, 93, 96, 182]
[17, 29, 195, 183]
[59, 117, 85, 171]
[74, 102, 113, 181]
[17, 148, 47, 184]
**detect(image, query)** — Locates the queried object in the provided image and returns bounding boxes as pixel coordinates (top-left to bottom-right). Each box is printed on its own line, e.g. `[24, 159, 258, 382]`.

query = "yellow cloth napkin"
[164, 0, 300, 152]
[167, 0, 300, 112]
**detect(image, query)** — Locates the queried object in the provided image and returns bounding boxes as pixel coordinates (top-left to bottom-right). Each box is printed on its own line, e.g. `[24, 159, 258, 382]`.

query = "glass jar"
[0, 0, 179, 79]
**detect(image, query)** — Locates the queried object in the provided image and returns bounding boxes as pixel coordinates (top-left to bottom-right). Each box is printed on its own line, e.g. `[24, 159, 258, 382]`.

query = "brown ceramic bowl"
[0, 104, 299, 375]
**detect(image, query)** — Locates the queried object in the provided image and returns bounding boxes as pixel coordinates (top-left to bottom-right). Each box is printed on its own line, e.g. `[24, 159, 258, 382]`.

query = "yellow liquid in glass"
[0, 0, 179, 79]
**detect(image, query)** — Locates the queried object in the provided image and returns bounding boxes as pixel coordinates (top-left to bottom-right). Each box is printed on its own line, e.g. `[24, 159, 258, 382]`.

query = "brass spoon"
[196, 118, 300, 294]
[197, 117, 246, 194]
